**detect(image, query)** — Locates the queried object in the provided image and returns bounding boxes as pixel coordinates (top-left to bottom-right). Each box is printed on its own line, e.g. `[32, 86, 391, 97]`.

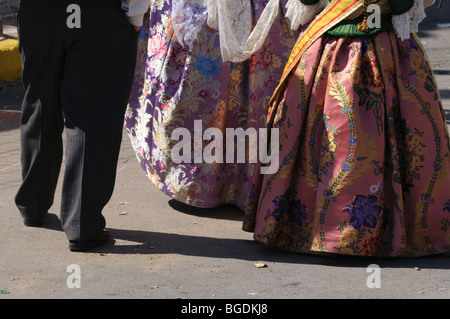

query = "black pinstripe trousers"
[15, 0, 138, 240]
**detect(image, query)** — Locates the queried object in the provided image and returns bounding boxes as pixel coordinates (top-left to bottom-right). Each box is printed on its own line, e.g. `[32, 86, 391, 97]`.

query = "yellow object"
[0, 39, 22, 82]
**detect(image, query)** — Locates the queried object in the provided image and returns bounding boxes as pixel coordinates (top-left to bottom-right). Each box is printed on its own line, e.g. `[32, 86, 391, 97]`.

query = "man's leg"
[60, 1, 138, 241]
[15, 0, 65, 226]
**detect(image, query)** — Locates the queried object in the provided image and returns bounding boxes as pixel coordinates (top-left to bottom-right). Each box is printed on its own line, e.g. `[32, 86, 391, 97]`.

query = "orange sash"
[270, 0, 364, 105]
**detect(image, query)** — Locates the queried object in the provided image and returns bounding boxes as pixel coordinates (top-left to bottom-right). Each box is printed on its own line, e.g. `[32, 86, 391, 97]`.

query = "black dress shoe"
[69, 230, 111, 252]
[23, 217, 45, 227]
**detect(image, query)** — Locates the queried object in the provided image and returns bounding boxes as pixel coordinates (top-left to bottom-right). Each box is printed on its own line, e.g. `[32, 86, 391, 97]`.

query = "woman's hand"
[134, 26, 141, 33]
[424, 0, 436, 8]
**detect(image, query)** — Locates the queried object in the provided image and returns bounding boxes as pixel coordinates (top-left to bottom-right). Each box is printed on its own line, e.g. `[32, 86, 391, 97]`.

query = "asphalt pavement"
[0, 4, 449, 302]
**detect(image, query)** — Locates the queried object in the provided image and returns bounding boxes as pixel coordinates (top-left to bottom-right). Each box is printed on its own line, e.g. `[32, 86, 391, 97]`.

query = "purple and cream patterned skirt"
[125, 1, 299, 209]
[243, 31, 450, 257]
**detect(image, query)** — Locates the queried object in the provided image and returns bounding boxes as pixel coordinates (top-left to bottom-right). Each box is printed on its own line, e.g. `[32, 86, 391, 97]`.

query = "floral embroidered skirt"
[125, 1, 299, 209]
[242, 31, 450, 257]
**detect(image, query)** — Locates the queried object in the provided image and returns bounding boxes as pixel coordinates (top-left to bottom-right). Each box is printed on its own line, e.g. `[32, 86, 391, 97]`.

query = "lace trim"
[172, 0, 208, 46]
[285, 0, 329, 30]
[172, 0, 328, 62]
[392, 0, 427, 41]
[214, 0, 279, 62]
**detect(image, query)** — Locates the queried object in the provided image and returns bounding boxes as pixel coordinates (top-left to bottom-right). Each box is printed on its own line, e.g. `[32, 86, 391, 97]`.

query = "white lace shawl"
[172, 0, 328, 62]
[172, 0, 428, 62]
[392, 0, 427, 41]
[171, 0, 209, 47]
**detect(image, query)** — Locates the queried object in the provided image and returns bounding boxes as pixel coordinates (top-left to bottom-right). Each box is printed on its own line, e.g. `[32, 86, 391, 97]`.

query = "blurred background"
[0, 0, 19, 36]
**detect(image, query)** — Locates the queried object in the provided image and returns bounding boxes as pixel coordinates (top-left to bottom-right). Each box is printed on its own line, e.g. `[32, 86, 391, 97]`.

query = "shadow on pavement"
[97, 228, 450, 270]
[39, 213, 450, 270]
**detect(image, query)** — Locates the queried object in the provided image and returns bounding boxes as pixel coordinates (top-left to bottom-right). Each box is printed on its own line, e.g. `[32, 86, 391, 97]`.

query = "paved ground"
[0, 5, 449, 302]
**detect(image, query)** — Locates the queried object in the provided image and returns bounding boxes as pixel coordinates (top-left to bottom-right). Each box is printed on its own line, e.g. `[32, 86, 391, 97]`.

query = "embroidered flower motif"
[158, 162, 166, 170]
[360, 55, 382, 88]
[154, 130, 169, 150]
[272, 189, 307, 227]
[198, 90, 208, 98]
[194, 56, 219, 78]
[149, 33, 168, 60]
[258, 45, 274, 71]
[342, 162, 351, 172]
[370, 184, 378, 193]
[344, 194, 381, 230]
[433, 161, 442, 172]
[410, 49, 423, 70]
[168, 44, 189, 69]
